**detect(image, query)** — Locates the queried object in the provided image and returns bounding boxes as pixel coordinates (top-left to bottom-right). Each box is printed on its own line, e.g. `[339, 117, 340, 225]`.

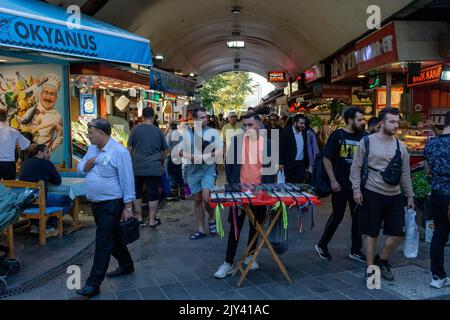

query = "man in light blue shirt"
[76, 118, 136, 299]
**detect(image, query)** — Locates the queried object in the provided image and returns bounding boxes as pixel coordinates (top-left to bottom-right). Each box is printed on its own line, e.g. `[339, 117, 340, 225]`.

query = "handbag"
[118, 218, 140, 245]
[369, 139, 403, 186]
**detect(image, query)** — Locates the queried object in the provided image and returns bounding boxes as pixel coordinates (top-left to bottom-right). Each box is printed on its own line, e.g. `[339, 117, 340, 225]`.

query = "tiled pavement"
[2, 197, 450, 300]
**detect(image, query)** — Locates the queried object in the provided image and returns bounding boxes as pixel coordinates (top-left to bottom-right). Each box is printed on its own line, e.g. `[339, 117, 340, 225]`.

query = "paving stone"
[296, 263, 329, 276]
[138, 286, 168, 300]
[319, 291, 351, 300]
[316, 274, 354, 290]
[340, 288, 378, 300]
[257, 283, 296, 300]
[160, 283, 193, 300]
[301, 278, 335, 294]
[115, 289, 143, 300]
[215, 290, 246, 300]
[237, 287, 271, 300]
[202, 278, 235, 292]
[181, 279, 218, 300]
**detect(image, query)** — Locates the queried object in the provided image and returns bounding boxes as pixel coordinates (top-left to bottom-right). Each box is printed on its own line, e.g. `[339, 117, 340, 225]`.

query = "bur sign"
[366, 5, 381, 30]
[66, 265, 81, 290]
[366, 265, 381, 290]
[66, 5, 81, 30]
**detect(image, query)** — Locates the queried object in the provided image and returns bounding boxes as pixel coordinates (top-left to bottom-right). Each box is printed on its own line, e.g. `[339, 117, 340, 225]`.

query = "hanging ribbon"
[272, 201, 288, 232]
[232, 206, 239, 241]
[215, 204, 225, 238]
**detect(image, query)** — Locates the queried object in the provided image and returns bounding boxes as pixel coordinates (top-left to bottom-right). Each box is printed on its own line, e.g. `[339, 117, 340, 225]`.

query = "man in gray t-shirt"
[128, 107, 168, 226]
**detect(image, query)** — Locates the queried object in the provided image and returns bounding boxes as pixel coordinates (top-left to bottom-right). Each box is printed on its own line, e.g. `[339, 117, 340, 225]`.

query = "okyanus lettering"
[77, 137, 135, 203]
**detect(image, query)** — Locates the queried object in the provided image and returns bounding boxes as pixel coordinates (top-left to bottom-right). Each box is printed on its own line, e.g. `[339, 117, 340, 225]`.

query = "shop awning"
[0, 0, 152, 66]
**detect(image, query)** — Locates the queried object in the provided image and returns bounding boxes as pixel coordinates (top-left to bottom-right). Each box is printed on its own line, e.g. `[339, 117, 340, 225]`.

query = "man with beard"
[315, 107, 367, 262]
[351, 107, 414, 281]
[31, 74, 63, 152]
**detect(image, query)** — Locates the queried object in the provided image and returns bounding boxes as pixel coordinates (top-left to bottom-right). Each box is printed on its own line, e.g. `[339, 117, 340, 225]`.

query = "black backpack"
[310, 150, 331, 198]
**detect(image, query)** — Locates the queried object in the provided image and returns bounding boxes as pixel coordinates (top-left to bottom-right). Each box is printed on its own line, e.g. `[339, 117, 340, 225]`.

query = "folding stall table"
[210, 190, 321, 287]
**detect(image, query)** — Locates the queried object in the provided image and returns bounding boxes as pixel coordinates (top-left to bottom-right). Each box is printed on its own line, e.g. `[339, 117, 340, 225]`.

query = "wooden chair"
[0, 180, 63, 246]
[54, 162, 65, 170]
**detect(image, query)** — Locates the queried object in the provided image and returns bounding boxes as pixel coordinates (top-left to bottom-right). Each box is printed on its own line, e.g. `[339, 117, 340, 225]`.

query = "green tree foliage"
[199, 72, 255, 114]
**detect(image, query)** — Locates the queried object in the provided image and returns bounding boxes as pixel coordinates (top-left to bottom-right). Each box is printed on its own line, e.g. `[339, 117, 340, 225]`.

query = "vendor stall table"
[209, 185, 320, 287]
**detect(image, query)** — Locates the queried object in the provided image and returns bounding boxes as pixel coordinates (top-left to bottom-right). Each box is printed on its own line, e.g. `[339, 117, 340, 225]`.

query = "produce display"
[398, 128, 435, 155]
[71, 117, 129, 158]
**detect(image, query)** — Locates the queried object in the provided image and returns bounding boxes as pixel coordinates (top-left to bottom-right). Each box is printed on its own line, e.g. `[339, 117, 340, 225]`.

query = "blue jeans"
[31, 194, 73, 227]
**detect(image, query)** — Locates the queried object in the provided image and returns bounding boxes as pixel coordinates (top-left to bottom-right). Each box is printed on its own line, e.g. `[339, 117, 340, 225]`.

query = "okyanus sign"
[0, 0, 151, 66]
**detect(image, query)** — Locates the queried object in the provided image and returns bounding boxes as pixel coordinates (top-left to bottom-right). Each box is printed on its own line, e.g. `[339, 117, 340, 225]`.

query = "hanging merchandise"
[115, 95, 130, 112]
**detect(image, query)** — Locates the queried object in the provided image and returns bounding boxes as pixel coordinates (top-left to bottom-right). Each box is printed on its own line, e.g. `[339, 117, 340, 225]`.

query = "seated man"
[19, 144, 72, 233]
[214, 112, 277, 278]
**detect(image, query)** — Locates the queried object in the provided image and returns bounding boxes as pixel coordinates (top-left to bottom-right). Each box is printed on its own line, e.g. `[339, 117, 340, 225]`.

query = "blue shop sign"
[0, 0, 151, 66]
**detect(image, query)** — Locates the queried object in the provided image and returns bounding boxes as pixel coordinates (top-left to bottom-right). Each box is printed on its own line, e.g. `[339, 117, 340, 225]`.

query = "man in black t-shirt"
[315, 107, 366, 262]
[19, 144, 72, 233]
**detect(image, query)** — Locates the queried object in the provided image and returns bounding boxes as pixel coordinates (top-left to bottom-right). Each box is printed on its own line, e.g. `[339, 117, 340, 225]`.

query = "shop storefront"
[149, 67, 196, 129]
[0, 0, 151, 166]
[330, 20, 448, 118]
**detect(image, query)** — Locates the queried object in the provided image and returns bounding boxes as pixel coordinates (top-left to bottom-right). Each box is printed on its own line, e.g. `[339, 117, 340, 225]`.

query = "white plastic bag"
[403, 208, 419, 258]
[277, 170, 286, 184]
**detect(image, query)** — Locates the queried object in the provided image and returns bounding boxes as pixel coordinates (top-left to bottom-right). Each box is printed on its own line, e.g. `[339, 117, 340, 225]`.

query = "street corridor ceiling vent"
[227, 41, 245, 48]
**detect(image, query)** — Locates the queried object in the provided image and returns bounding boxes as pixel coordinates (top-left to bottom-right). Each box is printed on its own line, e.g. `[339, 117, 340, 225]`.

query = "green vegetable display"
[411, 171, 431, 199]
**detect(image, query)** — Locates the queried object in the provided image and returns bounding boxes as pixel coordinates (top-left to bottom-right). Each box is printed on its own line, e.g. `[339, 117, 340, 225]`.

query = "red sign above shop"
[354, 22, 398, 73]
[268, 71, 288, 82]
[331, 22, 398, 83]
[304, 64, 325, 84]
[407, 64, 443, 87]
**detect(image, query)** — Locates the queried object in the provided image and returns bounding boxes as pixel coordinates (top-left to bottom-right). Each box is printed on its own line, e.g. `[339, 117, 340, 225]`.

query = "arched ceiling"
[47, 0, 414, 82]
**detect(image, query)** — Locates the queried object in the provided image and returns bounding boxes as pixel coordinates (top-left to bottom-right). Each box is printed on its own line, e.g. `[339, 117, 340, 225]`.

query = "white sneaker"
[214, 262, 234, 279]
[244, 255, 260, 271]
[430, 276, 450, 289]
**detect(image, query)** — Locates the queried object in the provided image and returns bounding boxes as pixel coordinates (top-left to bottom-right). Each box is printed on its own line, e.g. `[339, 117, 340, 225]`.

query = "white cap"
[41, 73, 61, 92]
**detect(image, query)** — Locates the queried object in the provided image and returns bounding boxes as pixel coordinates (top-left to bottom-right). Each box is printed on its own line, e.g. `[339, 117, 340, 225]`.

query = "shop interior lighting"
[227, 41, 245, 48]
[442, 71, 450, 81]
[357, 75, 366, 78]
[189, 73, 195, 77]
[0, 59, 7, 62]
[155, 54, 164, 60]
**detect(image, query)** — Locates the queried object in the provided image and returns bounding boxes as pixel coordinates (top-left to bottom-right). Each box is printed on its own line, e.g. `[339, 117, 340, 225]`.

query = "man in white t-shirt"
[0, 107, 30, 179]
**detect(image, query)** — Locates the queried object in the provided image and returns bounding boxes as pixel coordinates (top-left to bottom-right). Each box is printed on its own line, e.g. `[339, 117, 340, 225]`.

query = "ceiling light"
[189, 73, 195, 77]
[0, 59, 7, 63]
[231, 6, 241, 15]
[227, 41, 245, 48]
[155, 54, 164, 60]
[357, 75, 366, 78]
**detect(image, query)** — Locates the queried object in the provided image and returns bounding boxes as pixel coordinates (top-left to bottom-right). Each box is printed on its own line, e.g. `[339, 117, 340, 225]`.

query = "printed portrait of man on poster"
[0, 64, 66, 163]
